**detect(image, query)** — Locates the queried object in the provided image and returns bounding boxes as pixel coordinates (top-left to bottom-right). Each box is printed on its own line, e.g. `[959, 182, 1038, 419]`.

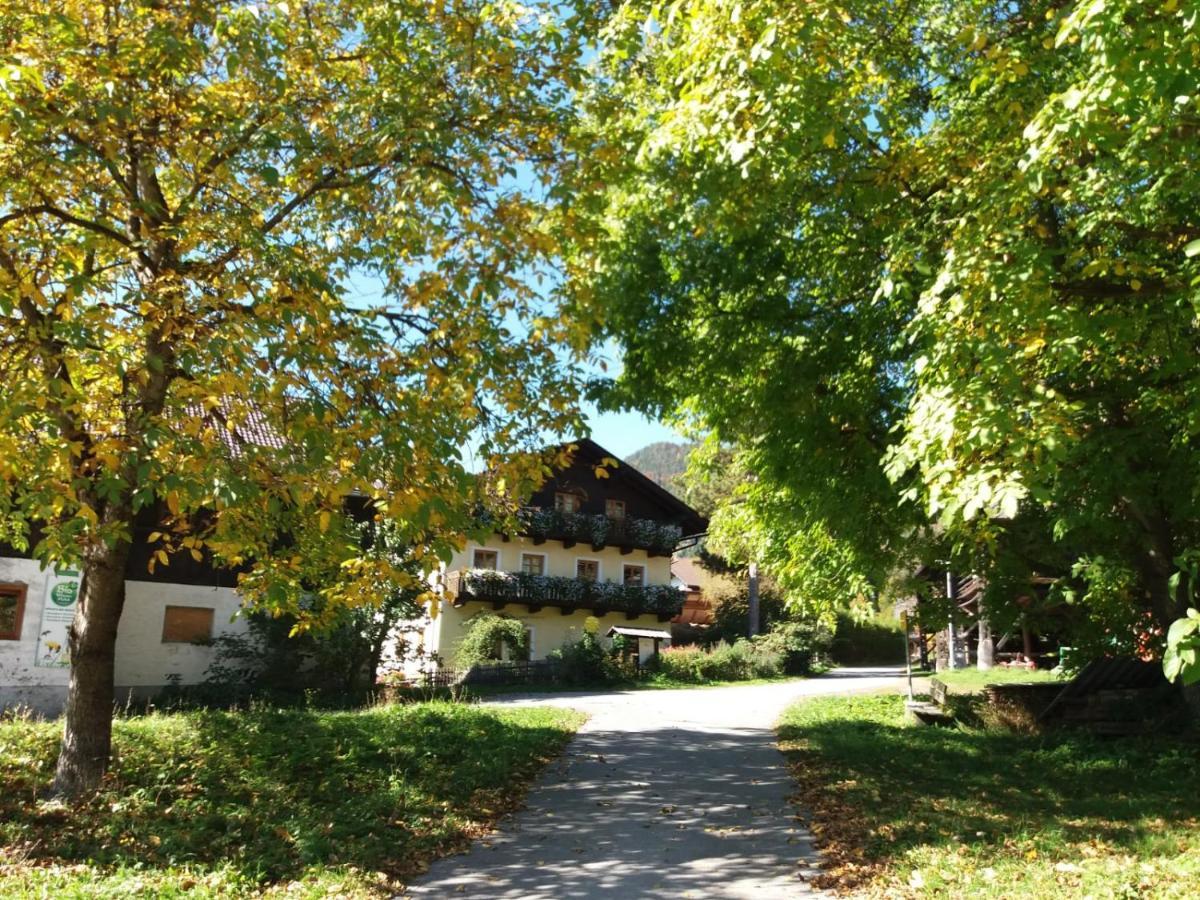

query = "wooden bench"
[929, 678, 949, 707]
[906, 677, 954, 726]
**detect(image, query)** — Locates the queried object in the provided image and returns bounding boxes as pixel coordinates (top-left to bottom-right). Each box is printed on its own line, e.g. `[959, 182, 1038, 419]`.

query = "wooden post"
[945, 570, 958, 670]
[977, 594, 995, 670]
[747, 560, 760, 638]
[902, 612, 914, 701]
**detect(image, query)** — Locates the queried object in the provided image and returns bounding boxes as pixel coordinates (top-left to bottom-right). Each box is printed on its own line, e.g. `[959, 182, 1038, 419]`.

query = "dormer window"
[605, 499, 626, 520]
[555, 491, 582, 514]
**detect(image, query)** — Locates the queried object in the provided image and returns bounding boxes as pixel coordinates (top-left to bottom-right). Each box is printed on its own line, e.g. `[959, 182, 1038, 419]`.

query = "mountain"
[624, 441, 696, 496]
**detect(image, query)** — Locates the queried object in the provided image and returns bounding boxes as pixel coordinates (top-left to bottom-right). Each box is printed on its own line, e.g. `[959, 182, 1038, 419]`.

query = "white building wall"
[1, 555, 249, 715]
[405, 535, 676, 674]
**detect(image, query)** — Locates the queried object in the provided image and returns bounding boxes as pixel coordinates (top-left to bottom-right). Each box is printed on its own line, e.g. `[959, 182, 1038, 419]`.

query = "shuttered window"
[161, 606, 214, 644]
[0, 584, 26, 640]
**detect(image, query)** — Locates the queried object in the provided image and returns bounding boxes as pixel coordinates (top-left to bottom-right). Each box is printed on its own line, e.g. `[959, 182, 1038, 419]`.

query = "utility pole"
[747, 560, 760, 638]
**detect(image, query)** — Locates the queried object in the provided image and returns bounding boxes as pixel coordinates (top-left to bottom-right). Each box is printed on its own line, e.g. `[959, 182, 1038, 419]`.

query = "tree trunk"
[52, 544, 131, 797]
[747, 561, 760, 638]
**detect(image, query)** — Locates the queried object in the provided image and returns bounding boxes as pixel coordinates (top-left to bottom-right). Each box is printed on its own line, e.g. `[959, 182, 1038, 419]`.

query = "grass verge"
[463, 672, 809, 698]
[0, 702, 584, 898]
[926, 667, 1063, 693]
[778, 693, 1199, 898]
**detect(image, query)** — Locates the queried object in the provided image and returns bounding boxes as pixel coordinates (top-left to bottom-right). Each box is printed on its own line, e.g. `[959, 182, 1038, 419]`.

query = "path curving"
[402, 667, 904, 899]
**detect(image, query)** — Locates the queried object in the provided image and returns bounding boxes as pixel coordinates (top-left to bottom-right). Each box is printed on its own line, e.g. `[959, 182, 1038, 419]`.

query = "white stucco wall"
[408, 535, 676, 671]
[0, 555, 249, 715]
[0, 557, 67, 714]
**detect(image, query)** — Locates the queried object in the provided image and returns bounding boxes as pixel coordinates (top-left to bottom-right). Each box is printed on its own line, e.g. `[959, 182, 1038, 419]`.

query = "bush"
[830, 611, 904, 665]
[546, 632, 619, 685]
[455, 614, 530, 667]
[753, 620, 832, 675]
[654, 639, 785, 683]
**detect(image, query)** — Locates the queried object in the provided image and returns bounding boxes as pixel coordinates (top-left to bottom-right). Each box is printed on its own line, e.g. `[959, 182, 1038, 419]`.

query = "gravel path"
[402, 667, 904, 899]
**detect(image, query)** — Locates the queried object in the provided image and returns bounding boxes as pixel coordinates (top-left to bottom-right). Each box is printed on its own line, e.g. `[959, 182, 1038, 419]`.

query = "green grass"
[0, 702, 585, 898]
[464, 672, 809, 698]
[777, 694, 1200, 898]
[927, 667, 1063, 693]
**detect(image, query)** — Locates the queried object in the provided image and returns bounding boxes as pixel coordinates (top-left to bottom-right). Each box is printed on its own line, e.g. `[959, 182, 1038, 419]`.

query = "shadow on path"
[403, 670, 904, 898]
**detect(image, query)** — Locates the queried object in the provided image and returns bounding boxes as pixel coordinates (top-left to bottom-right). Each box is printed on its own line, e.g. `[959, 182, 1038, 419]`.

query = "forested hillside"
[625, 441, 695, 496]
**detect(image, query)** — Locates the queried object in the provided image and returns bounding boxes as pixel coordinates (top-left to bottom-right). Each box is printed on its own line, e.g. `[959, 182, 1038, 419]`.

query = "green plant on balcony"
[588, 514, 610, 545]
[460, 571, 684, 618]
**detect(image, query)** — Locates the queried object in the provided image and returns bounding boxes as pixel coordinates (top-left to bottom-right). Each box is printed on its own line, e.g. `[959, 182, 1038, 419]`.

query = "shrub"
[753, 621, 832, 675]
[654, 639, 785, 683]
[830, 610, 904, 665]
[546, 632, 617, 685]
[455, 614, 530, 667]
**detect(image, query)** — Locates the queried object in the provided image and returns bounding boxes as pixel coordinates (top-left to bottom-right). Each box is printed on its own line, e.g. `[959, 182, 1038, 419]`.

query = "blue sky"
[583, 406, 684, 459]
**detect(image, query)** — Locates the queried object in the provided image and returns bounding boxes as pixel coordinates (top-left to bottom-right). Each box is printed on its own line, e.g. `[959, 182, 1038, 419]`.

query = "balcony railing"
[516, 507, 684, 556]
[445, 570, 685, 621]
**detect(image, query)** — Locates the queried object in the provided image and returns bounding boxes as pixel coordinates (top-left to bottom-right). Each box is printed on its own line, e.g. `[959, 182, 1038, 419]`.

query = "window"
[472, 549, 499, 570]
[521, 553, 546, 576]
[576, 559, 600, 582]
[161, 606, 214, 644]
[623, 564, 646, 586]
[605, 499, 626, 520]
[0, 584, 27, 641]
[554, 491, 582, 514]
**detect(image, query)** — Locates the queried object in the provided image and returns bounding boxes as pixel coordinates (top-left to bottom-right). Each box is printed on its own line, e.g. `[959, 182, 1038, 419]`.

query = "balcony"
[514, 507, 684, 556]
[445, 570, 686, 621]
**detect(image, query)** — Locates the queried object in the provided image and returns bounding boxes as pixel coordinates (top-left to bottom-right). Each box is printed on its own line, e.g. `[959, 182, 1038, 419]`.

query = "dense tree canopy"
[0, 0, 598, 792]
[566, 0, 1200, 645]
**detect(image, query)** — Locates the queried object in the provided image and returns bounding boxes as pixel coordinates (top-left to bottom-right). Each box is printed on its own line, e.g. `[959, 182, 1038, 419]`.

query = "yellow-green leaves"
[0, 0, 596, 620]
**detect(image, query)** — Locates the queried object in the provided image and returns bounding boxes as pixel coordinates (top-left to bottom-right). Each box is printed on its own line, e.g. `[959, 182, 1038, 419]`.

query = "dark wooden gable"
[528, 439, 706, 534]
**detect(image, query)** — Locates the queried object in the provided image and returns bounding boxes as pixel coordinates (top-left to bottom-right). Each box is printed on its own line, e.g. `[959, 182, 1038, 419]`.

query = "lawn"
[0, 702, 584, 898]
[464, 672, 809, 698]
[922, 666, 1063, 694]
[778, 693, 1200, 898]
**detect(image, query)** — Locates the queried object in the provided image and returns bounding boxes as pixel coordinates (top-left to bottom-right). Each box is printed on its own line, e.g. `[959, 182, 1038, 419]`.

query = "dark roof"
[560, 438, 708, 536]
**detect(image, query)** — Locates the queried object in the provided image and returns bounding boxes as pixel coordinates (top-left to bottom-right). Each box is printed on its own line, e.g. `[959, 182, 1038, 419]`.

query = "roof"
[562, 438, 708, 536]
[606, 626, 672, 640]
[670, 555, 706, 589]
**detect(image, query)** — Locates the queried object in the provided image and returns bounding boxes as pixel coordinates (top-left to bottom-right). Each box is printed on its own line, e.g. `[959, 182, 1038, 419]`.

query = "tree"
[565, 1, 1200, 654]
[0, 0, 598, 795]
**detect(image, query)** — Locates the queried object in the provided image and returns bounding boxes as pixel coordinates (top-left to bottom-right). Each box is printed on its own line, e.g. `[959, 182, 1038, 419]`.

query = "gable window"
[161, 606, 214, 644]
[521, 553, 546, 576]
[555, 491, 582, 514]
[0, 584, 27, 641]
[605, 499, 627, 520]
[576, 559, 600, 582]
[472, 548, 499, 571]
[623, 564, 646, 587]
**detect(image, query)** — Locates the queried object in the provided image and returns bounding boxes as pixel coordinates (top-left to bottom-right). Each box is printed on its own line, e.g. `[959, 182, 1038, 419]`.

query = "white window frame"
[471, 546, 502, 571]
[520, 551, 548, 576]
[574, 557, 602, 582]
[622, 563, 646, 586]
